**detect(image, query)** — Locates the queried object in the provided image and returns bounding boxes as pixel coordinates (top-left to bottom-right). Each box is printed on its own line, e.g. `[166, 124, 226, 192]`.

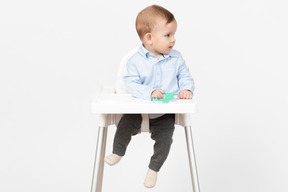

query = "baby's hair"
[135, 5, 175, 39]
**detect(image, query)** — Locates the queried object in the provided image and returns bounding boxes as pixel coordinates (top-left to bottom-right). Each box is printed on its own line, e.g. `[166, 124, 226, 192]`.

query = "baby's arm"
[123, 60, 154, 100]
[177, 54, 195, 98]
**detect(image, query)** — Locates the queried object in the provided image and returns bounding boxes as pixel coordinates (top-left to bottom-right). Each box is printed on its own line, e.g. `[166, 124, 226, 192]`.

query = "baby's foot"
[104, 154, 122, 166]
[144, 168, 158, 188]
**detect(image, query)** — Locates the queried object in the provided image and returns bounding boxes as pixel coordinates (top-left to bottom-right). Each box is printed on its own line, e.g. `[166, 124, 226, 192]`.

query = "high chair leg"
[91, 126, 108, 192]
[184, 126, 201, 192]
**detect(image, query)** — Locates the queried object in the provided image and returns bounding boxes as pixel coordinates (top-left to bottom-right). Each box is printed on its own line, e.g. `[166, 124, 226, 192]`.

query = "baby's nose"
[171, 37, 176, 42]
[171, 35, 176, 42]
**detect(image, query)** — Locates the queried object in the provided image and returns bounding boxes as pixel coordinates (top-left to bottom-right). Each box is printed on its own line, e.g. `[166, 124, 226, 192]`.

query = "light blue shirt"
[123, 44, 195, 100]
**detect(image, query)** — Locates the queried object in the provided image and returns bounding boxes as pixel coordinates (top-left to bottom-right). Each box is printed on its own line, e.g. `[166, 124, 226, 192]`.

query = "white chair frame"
[90, 48, 200, 192]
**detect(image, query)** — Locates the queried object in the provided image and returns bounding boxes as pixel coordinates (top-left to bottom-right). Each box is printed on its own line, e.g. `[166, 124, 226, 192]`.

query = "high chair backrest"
[115, 47, 139, 94]
[114, 47, 150, 132]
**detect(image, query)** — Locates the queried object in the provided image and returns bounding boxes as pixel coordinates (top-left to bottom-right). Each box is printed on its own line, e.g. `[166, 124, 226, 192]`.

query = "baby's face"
[149, 18, 177, 58]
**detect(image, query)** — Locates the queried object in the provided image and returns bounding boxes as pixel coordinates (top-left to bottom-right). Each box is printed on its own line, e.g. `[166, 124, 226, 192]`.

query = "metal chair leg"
[184, 126, 201, 192]
[90, 126, 108, 192]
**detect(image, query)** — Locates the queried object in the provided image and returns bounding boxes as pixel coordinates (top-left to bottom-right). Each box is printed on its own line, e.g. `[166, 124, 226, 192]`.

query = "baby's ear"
[144, 33, 152, 45]
[145, 33, 151, 40]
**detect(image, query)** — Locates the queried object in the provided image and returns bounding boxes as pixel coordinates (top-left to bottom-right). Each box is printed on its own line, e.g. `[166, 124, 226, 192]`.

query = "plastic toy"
[153, 93, 175, 103]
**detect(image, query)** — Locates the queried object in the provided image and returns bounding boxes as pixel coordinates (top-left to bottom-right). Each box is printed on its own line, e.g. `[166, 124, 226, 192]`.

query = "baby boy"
[104, 4, 195, 188]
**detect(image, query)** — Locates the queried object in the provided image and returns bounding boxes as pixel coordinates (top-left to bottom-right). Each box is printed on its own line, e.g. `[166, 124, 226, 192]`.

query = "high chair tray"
[91, 86, 197, 114]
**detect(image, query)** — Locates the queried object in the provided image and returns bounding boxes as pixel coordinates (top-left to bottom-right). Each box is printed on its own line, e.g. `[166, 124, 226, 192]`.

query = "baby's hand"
[151, 89, 164, 99]
[177, 90, 193, 99]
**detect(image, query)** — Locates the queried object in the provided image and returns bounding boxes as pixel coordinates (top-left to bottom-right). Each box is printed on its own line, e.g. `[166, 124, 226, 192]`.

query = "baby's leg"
[144, 114, 175, 188]
[104, 114, 142, 166]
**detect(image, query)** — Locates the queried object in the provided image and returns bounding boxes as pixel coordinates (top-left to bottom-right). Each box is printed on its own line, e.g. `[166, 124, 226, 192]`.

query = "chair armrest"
[91, 86, 116, 113]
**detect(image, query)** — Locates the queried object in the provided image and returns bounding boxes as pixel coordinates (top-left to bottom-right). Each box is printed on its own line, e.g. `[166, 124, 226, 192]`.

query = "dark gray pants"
[112, 114, 175, 172]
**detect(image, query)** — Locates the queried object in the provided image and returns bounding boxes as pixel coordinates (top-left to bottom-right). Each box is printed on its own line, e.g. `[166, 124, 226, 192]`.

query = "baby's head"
[135, 5, 177, 58]
[136, 5, 175, 40]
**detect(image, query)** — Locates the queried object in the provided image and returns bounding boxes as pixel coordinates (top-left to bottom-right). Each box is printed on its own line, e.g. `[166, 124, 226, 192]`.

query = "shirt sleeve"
[123, 60, 154, 100]
[177, 54, 195, 93]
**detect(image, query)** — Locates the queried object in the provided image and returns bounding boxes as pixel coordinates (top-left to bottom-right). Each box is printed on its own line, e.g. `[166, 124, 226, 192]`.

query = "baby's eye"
[165, 34, 170, 37]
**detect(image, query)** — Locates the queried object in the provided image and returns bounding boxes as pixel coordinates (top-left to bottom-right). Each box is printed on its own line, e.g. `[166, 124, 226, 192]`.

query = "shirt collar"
[138, 44, 150, 58]
[138, 44, 175, 59]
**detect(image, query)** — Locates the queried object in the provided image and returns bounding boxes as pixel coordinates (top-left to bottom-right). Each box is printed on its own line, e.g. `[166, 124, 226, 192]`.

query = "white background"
[1, 0, 288, 192]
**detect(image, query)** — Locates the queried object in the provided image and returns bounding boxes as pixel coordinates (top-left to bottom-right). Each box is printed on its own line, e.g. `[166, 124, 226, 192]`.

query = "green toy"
[152, 93, 175, 103]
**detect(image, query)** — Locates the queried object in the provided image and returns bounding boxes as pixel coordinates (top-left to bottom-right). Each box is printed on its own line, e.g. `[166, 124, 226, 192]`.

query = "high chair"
[90, 48, 200, 192]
